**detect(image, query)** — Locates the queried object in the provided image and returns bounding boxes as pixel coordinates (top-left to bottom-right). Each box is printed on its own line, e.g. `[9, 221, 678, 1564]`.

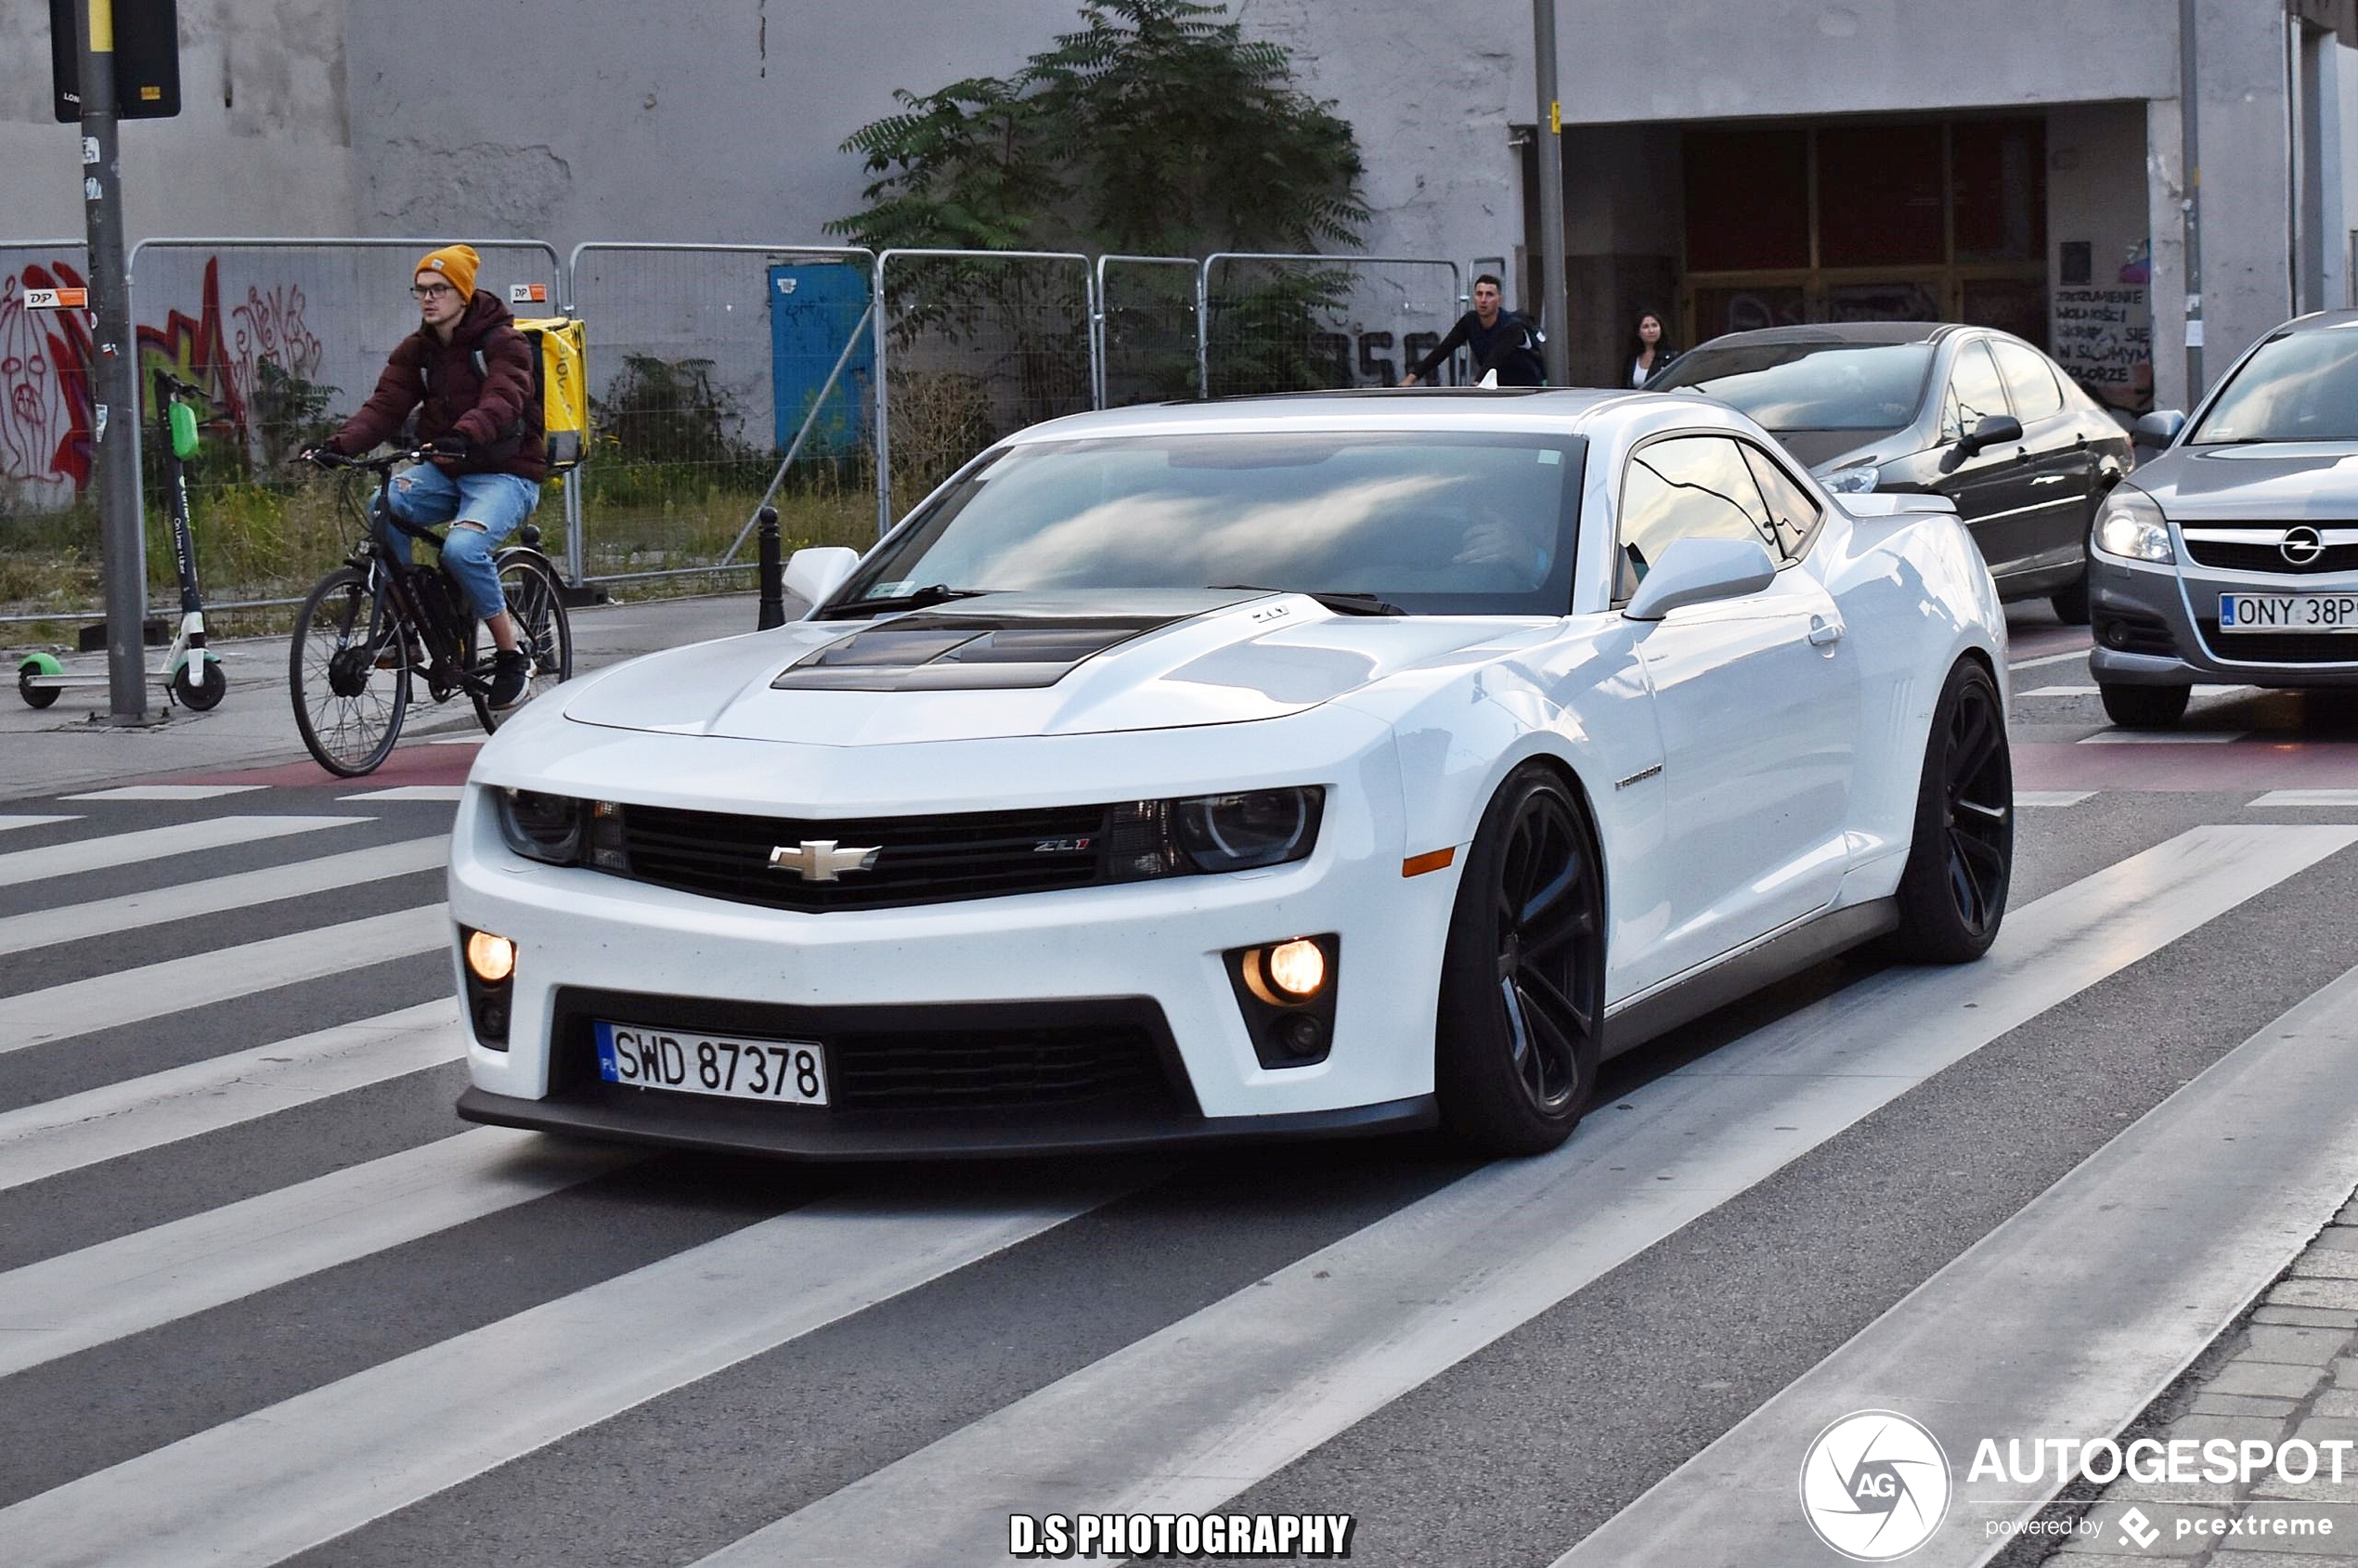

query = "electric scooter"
[17, 370, 227, 712]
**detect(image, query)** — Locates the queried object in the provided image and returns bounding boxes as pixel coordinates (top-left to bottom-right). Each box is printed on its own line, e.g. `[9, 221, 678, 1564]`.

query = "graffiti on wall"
[1, 254, 326, 510]
[2052, 285, 2153, 414]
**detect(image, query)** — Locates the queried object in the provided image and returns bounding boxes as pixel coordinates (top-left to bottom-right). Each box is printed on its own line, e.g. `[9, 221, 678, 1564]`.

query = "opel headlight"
[2093, 488, 2174, 564]
[1821, 463, 1881, 494]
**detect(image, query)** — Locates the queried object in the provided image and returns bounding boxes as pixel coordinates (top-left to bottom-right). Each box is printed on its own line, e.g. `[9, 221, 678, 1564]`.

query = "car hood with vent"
[561, 590, 1548, 745]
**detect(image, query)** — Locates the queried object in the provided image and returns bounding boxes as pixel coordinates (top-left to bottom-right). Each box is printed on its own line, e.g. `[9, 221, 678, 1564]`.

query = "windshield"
[1650, 342, 1934, 431]
[2188, 327, 2358, 444]
[835, 431, 1587, 616]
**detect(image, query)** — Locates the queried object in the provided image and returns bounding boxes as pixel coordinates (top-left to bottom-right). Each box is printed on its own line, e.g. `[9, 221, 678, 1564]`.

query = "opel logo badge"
[2281, 526, 2326, 566]
[768, 840, 882, 882]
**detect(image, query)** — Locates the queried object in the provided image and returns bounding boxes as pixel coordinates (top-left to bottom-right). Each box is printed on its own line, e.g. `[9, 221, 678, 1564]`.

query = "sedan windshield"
[1650, 343, 1934, 432]
[2188, 327, 2358, 444]
[834, 431, 1587, 616]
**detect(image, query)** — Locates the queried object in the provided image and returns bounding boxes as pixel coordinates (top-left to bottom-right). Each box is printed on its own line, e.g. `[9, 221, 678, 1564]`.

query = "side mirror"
[1939, 413, 2026, 473]
[782, 547, 861, 612]
[1622, 536, 1779, 622]
[2131, 409, 2187, 447]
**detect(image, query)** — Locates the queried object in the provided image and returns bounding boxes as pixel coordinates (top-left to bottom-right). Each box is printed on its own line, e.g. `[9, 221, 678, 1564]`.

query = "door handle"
[1807, 616, 1844, 648]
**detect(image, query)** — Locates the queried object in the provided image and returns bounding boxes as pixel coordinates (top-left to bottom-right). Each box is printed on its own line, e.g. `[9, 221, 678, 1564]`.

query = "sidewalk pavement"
[2, 590, 771, 801]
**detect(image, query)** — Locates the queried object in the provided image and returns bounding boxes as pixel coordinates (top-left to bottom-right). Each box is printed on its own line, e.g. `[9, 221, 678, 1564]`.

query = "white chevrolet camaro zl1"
[449, 389, 2013, 1160]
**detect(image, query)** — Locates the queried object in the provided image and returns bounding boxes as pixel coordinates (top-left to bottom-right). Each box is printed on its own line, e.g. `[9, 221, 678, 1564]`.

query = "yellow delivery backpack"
[515, 316, 588, 474]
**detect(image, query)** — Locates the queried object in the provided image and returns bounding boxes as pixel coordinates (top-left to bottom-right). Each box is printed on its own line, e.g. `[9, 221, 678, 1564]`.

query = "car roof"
[1689, 321, 1969, 350]
[2271, 308, 2358, 337]
[994, 386, 1736, 445]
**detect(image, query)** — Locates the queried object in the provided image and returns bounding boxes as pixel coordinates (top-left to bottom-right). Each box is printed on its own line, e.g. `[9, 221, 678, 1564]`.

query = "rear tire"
[18, 657, 60, 709]
[2098, 681, 2189, 730]
[472, 552, 574, 732]
[1435, 765, 1607, 1156]
[290, 566, 408, 777]
[1891, 659, 2013, 963]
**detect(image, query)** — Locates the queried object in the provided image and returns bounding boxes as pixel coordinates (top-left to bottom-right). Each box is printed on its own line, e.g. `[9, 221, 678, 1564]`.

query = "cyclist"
[304, 243, 545, 709]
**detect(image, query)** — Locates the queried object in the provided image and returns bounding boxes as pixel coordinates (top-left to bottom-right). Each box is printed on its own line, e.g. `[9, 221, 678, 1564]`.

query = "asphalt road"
[2, 607, 2355, 1567]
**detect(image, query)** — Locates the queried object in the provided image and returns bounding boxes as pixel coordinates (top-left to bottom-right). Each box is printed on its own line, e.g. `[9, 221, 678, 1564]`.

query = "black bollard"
[756, 507, 785, 630]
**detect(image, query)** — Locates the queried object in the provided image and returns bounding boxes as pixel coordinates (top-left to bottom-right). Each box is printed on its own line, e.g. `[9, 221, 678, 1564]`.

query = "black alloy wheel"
[1891, 658, 2013, 963]
[1436, 765, 1607, 1156]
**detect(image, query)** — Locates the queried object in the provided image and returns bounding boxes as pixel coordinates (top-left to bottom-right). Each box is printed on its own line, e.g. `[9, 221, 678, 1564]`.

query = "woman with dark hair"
[1627, 308, 1681, 388]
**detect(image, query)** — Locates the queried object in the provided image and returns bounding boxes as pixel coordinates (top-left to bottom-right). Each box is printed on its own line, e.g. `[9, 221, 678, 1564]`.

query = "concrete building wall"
[0, 0, 353, 242]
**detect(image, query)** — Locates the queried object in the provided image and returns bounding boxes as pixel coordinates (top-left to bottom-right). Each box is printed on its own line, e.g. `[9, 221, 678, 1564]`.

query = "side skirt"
[1598, 897, 1898, 1062]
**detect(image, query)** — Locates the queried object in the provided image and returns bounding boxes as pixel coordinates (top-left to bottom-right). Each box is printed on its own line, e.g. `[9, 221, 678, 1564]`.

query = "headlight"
[1173, 789, 1320, 872]
[1821, 463, 1881, 494]
[495, 789, 583, 864]
[1106, 787, 1325, 881]
[2093, 488, 2173, 564]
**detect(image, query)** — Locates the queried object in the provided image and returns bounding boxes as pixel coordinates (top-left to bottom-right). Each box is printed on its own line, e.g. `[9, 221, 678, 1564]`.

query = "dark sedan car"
[1648, 322, 2133, 621]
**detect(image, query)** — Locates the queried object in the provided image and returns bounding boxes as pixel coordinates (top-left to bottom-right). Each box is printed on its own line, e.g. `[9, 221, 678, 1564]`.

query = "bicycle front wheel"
[290, 564, 409, 776]
[473, 551, 575, 732]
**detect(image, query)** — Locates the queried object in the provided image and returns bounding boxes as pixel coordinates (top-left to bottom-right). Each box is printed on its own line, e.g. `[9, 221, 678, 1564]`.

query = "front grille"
[2196, 620, 2358, 665]
[831, 1023, 1170, 1109]
[2183, 535, 2358, 575]
[2097, 610, 2177, 657]
[551, 988, 1193, 1116]
[618, 802, 1112, 912]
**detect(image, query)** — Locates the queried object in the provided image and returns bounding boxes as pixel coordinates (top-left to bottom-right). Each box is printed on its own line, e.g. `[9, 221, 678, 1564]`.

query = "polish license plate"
[592, 1021, 828, 1106]
[2219, 592, 2358, 633]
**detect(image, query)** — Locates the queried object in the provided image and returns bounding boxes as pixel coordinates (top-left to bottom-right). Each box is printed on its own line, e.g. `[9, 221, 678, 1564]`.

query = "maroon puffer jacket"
[331, 290, 548, 482]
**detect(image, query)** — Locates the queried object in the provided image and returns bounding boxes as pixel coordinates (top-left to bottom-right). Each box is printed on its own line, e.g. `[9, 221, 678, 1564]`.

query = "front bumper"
[447, 736, 1462, 1158]
[2088, 553, 2358, 687]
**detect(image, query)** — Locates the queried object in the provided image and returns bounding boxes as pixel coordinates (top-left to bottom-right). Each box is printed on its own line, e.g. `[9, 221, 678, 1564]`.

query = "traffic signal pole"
[1532, 0, 1571, 387]
[76, 0, 149, 723]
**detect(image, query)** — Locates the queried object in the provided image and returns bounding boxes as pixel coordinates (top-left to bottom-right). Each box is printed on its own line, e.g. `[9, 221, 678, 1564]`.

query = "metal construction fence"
[1201, 253, 1467, 398]
[2, 240, 1458, 631]
[874, 249, 1094, 519]
[566, 243, 879, 587]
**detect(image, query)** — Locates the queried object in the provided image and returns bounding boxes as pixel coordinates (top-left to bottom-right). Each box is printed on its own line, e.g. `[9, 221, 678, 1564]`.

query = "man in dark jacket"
[1398, 275, 1547, 388]
[310, 244, 546, 708]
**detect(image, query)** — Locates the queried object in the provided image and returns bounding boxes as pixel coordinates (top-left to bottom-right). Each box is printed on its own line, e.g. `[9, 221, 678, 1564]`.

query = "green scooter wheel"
[17, 654, 61, 709]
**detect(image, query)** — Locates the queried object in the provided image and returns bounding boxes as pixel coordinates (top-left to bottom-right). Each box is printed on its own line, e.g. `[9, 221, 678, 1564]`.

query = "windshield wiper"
[814, 583, 991, 619]
[1207, 585, 1408, 617]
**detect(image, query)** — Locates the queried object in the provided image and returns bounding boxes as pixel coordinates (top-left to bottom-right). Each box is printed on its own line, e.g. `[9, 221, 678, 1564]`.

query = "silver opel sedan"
[2089, 309, 2358, 727]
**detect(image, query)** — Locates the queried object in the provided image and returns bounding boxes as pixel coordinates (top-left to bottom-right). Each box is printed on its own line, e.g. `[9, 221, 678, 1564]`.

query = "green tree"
[832, 0, 1369, 437]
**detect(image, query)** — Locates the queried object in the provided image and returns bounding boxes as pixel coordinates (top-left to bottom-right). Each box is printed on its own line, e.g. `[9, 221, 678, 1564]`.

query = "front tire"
[290, 566, 408, 777]
[1435, 765, 1607, 1156]
[2099, 681, 2189, 730]
[172, 657, 227, 711]
[1891, 658, 2013, 963]
[2050, 574, 2091, 625]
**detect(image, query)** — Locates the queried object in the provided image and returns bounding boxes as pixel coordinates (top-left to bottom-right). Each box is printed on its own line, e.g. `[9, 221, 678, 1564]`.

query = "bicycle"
[289, 450, 573, 777]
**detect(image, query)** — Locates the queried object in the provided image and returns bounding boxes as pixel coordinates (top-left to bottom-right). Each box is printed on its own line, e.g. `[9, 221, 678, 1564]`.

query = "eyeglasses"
[409, 283, 457, 301]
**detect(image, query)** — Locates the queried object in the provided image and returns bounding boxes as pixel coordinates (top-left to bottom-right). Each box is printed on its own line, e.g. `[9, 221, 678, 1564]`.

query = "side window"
[1939, 341, 2010, 443]
[1989, 339, 2065, 421]
[1739, 442, 1822, 559]
[1615, 435, 1780, 601]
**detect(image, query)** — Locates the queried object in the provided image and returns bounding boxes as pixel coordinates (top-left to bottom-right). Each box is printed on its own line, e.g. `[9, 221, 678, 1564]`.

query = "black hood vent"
[771, 611, 1185, 692]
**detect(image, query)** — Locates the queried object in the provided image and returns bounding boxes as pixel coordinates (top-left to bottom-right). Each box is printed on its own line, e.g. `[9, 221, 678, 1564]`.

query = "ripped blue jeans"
[380, 464, 543, 619]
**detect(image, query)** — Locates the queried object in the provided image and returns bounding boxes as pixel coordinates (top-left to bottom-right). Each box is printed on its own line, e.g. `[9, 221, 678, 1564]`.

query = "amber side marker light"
[465, 931, 517, 985]
[1402, 848, 1457, 877]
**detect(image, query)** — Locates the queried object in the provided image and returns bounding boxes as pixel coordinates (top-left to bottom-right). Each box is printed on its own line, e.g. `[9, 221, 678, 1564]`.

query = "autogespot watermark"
[1802, 1410, 2349, 1559]
[1800, 1410, 1952, 1561]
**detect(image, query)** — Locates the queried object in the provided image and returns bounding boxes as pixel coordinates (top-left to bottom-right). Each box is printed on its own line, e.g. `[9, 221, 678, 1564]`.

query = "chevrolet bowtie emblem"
[768, 840, 882, 881]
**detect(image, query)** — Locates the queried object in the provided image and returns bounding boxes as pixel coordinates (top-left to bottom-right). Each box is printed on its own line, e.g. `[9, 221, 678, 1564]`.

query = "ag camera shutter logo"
[1799, 1409, 1951, 1561]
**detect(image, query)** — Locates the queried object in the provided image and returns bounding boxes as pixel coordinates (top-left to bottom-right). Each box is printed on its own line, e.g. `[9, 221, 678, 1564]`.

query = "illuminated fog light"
[465, 930, 517, 985]
[1265, 938, 1327, 999]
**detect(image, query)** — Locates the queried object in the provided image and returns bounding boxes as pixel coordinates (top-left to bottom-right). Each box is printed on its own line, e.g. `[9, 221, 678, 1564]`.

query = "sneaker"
[486, 648, 532, 709]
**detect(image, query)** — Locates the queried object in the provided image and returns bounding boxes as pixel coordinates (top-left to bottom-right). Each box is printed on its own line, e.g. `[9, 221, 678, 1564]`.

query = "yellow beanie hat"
[415, 243, 480, 300]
